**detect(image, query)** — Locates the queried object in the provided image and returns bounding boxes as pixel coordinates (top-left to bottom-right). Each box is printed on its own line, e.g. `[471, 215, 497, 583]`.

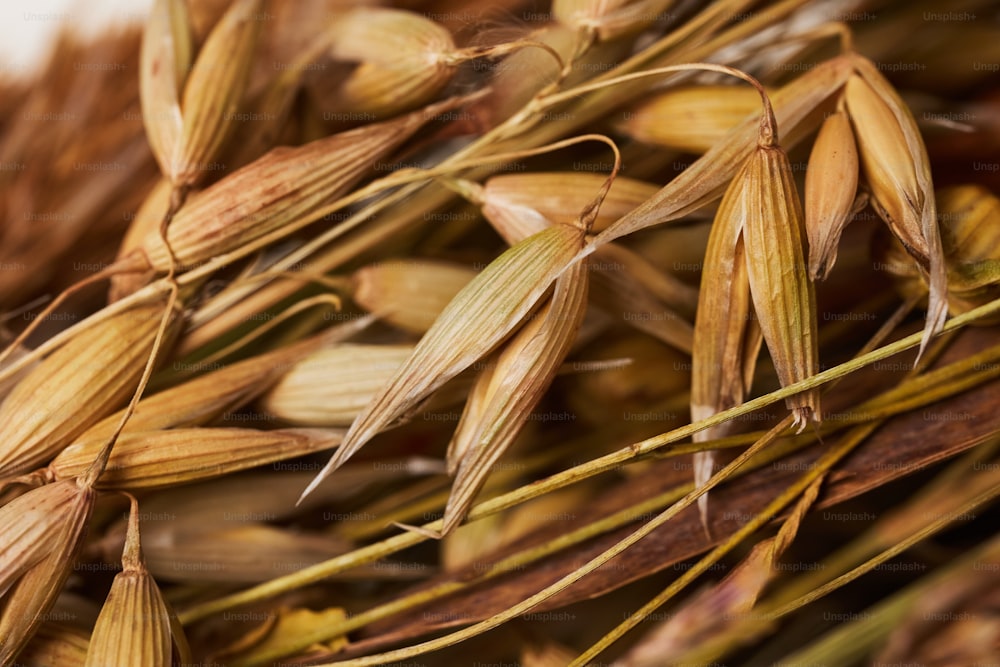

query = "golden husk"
[0, 297, 180, 478]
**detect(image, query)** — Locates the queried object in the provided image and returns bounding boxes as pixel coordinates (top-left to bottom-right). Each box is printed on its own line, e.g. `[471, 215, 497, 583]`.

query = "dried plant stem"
[574, 417, 877, 665]
[774, 484, 1000, 665]
[313, 417, 795, 666]
[234, 427, 827, 664]
[171, 294, 341, 374]
[178, 295, 1000, 625]
[672, 426, 1000, 664]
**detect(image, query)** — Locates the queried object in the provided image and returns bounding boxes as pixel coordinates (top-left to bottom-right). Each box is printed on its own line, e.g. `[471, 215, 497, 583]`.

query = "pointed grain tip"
[298, 467, 330, 505]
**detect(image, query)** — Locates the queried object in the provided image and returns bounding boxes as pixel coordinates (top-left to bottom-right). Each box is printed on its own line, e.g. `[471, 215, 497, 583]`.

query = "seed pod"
[0, 296, 180, 478]
[85, 496, 190, 667]
[351, 261, 476, 335]
[49, 428, 342, 490]
[302, 223, 587, 499]
[805, 109, 859, 280]
[616, 85, 764, 154]
[0, 479, 95, 662]
[326, 8, 458, 118]
[259, 344, 415, 426]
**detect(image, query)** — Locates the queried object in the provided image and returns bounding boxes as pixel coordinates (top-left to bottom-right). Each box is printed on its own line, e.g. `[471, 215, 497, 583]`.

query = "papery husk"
[471, 22, 631, 127]
[101, 462, 438, 539]
[132, 96, 469, 281]
[259, 344, 415, 426]
[48, 428, 342, 490]
[742, 142, 820, 429]
[139, 0, 192, 184]
[326, 8, 458, 118]
[597, 55, 854, 244]
[442, 258, 589, 534]
[0, 296, 180, 478]
[846, 54, 947, 354]
[616, 85, 763, 154]
[84, 496, 189, 667]
[77, 334, 326, 443]
[171, 0, 262, 187]
[877, 184, 1000, 324]
[303, 222, 586, 498]
[109, 177, 173, 302]
[0, 479, 95, 664]
[691, 158, 762, 524]
[553, 0, 677, 40]
[136, 523, 354, 585]
[16, 623, 90, 667]
[480, 171, 660, 242]
[805, 108, 859, 280]
[475, 170, 695, 346]
[351, 261, 476, 335]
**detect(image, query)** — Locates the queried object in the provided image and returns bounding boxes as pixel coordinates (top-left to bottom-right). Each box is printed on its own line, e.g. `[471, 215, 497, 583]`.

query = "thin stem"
[177, 294, 1000, 624]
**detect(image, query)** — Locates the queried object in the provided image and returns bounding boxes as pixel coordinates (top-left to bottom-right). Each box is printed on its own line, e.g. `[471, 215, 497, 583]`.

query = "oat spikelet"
[77, 335, 326, 444]
[85, 495, 190, 667]
[691, 160, 762, 527]
[301, 223, 586, 500]
[805, 106, 859, 280]
[0, 479, 95, 662]
[171, 0, 262, 187]
[139, 0, 192, 182]
[553, 0, 676, 40]
[0, 296, 180, 479]
[327, 8, 458, 118]
[49, 428, 342, 490]
[259, 345, 415, 426]
[442, 258, 589, 534]
[138, 98, 464, 277]
[846, 55, 947, 356]
[351, 261, 476, 335]
[742, 133, 821, 432]
[596, 56, 855, 243]
[479, 172, 660, 242]
[616, 85, 764, 154]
